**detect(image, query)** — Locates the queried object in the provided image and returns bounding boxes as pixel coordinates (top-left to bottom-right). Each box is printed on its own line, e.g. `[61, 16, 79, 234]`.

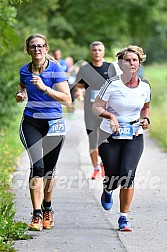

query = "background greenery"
[0, 0, 167, 250]
[144, 64, 167, 151]
[0, 110, 30, 251]
[1, 0, 167, 129]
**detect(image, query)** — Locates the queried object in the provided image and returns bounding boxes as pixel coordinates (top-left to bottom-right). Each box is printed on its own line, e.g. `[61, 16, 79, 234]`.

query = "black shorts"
[19, 115, 64, 179]
[99, 130, 144, 190]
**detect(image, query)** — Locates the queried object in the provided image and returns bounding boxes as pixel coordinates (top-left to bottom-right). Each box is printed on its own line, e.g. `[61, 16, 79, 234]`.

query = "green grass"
[0, 110, 30, 251]
[144, 64, 167, 151]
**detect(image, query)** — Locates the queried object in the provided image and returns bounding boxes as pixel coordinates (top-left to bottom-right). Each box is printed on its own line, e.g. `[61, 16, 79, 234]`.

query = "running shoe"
[43, 208, 54, 229]
[101, 190, 113, 210]
[91, 169, 100, 180]
[118, 216, 133, 231]
[100, 162, 105, 177]
[29, 213, 43, 231]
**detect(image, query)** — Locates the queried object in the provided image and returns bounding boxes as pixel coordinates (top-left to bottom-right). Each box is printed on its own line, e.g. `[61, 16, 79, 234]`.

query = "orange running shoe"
[91, 169, 100, 180]
[29, 213, 43, 231]
[43, 209, 54, 229]
[100, 162, 105, 177]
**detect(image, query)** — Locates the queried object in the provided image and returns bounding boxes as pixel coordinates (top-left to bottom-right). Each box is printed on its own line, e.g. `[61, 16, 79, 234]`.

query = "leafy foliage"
[0, 198, 30, 251]
[144, 64, 167, 150]
[0, 118, 30, 251]
[62, 0, 160, 48]
[0, 0, 27, 129]
[0, 203, 29, 241]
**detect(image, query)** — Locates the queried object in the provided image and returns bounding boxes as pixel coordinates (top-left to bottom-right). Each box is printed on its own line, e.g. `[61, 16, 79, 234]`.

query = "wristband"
[16, 91, 22, 95]
[44, 87, 51, 95]
[143, 117, 150, 124]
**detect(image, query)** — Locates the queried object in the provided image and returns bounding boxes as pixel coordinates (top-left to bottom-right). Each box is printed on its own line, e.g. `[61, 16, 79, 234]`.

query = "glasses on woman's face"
[28, 44, 46, 50]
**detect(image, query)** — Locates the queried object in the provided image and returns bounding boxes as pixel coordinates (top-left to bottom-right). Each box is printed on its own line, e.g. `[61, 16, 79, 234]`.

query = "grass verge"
[0, 110, 30, 252]
[144, 64, 167, 151]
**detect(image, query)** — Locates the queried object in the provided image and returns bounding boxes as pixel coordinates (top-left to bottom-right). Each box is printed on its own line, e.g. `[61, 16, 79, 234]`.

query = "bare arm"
[140, 101, 150, 129]
[74, 83, 85, 98]
[92, 96, 119, 133]
[140, 102, 150, 119]
[16, 83, 27, 103]
[30, 75, 71, 107]
[52, 81, 72, 107]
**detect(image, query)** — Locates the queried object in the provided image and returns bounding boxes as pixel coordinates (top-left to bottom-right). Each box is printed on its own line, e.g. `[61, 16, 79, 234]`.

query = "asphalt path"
[13, 108, 167, 252]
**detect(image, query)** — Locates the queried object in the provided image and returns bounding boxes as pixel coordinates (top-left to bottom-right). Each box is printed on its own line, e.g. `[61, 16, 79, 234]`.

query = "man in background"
[75, 41, 116, 179]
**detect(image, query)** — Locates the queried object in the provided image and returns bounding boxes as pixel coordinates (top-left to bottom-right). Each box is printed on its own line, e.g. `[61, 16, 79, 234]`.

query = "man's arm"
[74, 82, 85, 99]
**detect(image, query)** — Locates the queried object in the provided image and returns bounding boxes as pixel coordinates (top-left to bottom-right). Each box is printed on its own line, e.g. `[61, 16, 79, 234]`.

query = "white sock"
[119, 212, 127, 218]
[105, 189, 113, 194]
[94, 166, 100, 171]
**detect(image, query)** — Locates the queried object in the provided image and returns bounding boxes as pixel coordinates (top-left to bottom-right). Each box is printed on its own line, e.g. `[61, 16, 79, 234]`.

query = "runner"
[16, 33, 71, 231]
[75, 41, 116, 179]
[92, 45, 151, 231]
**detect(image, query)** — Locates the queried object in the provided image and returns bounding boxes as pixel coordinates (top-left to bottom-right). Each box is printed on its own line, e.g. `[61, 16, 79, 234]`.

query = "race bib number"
[90, 89, 100, 102]
[112, 123, 133, 140]
[47, 118, 66, 136]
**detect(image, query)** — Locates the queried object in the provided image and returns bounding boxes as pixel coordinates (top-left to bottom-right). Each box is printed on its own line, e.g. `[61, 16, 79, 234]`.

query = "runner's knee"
[30, 167, 45, 178]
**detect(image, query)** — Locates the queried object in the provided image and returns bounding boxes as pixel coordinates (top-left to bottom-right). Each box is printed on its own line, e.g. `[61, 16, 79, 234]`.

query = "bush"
[0, 115, 30, 251]
[144, 64, 167, 151]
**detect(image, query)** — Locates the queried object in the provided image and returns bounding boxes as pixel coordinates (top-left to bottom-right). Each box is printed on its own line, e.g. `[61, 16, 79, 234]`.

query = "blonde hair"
[116, 45, 146, 64]
[46, 54, 59, 64]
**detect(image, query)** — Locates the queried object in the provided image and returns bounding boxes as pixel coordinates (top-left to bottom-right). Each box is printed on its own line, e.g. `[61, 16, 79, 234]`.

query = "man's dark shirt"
[76, 62, 116, 112]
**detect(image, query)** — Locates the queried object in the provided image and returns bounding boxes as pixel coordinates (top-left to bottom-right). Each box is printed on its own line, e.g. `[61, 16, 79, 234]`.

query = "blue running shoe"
[118, 216, 133, 231]
[101, 190, 113, 210]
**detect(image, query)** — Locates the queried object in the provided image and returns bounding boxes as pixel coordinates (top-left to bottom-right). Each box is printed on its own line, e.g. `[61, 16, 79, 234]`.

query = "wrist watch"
[44, 87, 51, 95]
[143, 117, 150, 124]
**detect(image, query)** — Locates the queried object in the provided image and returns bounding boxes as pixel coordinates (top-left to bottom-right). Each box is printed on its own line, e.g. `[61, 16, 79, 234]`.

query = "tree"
[62, 0, 159, 47]
[0, 0, 28, 128]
